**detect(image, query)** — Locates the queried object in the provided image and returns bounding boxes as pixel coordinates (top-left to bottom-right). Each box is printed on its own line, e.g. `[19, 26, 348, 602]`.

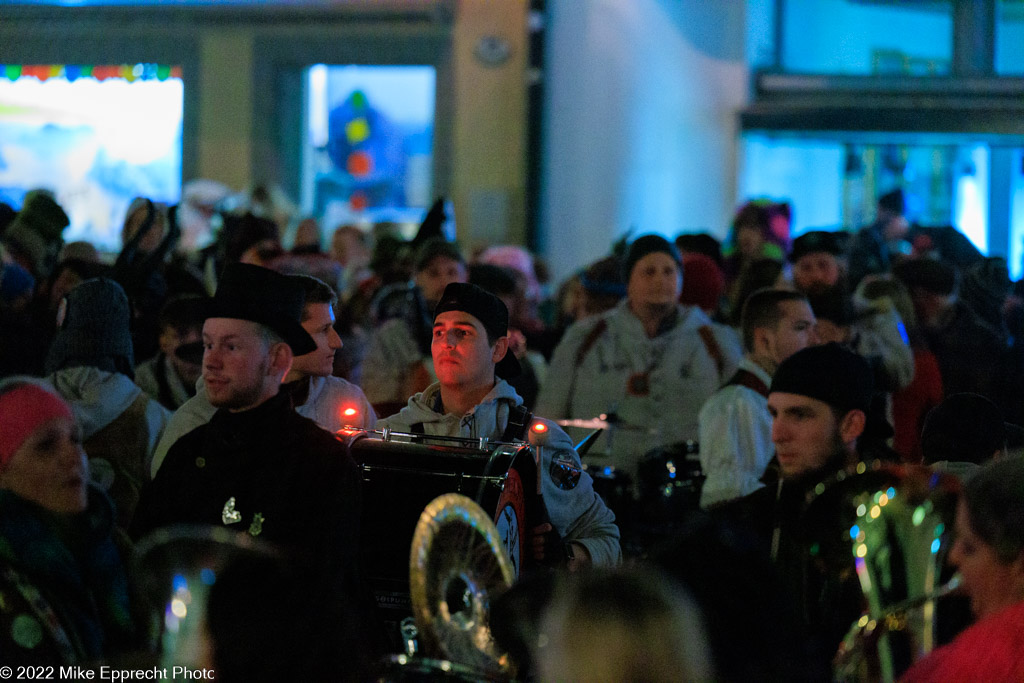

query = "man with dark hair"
[380, 282, 621, 569]
[716, 342, 879, 679]
[149, 273, 375, 476]
[698, 288, 818, 508]
[135, 295, 206, 410]
[132, 264, 364, 594]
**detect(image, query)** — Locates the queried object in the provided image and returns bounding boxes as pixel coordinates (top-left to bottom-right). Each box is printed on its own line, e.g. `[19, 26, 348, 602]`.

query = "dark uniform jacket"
[714, 463, 864, 682]
[132, 390, 362, 590]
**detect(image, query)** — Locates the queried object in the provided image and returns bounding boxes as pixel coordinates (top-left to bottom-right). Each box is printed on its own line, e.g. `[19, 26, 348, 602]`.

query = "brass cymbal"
[409, 493, 514, 677]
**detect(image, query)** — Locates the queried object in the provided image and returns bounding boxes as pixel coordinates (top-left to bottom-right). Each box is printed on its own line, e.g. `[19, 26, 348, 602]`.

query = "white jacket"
[536, 300, 741, 480]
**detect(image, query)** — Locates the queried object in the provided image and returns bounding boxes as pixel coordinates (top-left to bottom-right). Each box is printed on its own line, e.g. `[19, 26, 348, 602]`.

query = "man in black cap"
[131, 264, 370, 647]
[715, 343, 881, 679]
[789, 230, 846, 297]
[379, 282, 621, 570]
[790, 230, 913, 393]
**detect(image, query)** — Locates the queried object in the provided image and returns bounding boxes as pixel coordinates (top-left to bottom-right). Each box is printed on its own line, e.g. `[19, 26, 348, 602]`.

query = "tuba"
[133, 525, 275, 668]
[802, 462, 961, 683]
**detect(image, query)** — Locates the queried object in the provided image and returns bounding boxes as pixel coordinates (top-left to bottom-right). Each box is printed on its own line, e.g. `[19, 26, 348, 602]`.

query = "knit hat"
[770, 342, 873, 414]
[679, 253, 725, 314]
[45, 277, 135, 378]
[623, 234, 682, 282]
[433, 282, 521, 379]
[789, 230, 843, 263]
[202, 263, 316, 355]
[0, 380, 74, 468]
[921, 393, 1022, 466]
[2, 191, 70, 276]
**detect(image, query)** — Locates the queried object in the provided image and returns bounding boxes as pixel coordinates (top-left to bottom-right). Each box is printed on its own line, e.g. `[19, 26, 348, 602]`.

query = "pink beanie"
[0, 384, 74, 468]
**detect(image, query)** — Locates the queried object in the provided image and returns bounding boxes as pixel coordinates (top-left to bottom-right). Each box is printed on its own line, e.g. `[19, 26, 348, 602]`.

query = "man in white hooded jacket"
[379, 282, 621, 570]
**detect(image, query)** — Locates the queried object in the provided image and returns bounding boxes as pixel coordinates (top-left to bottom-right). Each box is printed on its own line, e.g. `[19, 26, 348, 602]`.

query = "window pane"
[303, 64, 435, 234]
[782, 0, 953, 76]
[997, 1, 1024, 75]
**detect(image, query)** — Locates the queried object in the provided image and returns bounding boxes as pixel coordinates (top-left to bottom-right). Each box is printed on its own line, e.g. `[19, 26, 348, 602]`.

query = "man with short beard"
[148, 274, 375, 476]
[789, 230, 913, 392]
[131, 264, 372, 656]
[715, 343, 879, 680]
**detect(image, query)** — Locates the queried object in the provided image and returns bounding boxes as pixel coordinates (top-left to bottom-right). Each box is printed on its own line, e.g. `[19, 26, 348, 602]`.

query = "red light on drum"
[531, 422, 548, 433]
[343, 407, 358, 417]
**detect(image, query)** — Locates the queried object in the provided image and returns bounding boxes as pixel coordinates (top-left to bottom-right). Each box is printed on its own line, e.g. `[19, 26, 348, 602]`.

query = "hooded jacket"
[379, 380, 621, 567]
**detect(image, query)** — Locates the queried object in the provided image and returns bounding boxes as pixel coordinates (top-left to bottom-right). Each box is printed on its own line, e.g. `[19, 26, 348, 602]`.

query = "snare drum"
[345, 432, 533, 614]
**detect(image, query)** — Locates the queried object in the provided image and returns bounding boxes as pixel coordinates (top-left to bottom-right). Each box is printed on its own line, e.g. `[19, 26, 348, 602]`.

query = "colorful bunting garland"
[0, 64, 182, 82]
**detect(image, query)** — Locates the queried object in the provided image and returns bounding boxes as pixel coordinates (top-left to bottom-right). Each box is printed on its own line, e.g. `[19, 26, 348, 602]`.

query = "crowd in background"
[0, 181, 1023, 681]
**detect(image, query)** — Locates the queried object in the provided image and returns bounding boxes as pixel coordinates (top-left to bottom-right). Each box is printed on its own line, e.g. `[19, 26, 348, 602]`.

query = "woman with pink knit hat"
[0, 378, 136, 665]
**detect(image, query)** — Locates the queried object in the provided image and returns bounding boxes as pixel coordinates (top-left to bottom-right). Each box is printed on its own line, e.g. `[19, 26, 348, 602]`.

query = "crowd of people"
[0, 183, 1023, 681]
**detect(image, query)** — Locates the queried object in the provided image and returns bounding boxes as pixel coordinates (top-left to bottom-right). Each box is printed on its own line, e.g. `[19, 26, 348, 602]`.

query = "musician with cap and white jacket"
[379, 282, 621, 570]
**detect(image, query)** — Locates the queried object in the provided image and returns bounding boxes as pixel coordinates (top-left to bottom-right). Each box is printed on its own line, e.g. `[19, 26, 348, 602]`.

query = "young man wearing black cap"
[716, 342, 879, 679]
[131, 264, 366, 620]
[379, 282, 621, 570]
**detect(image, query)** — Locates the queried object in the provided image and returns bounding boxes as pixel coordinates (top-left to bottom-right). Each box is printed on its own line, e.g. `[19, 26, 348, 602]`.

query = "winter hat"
[789, 230, 843, 264]
[0, 380, 74, 468]
[770, 342, 873, 414]
[2, 191, 70, 276]
[45, 277, 135, 378]
[679, 253, 725, 314]
[433, 282, 521, 379]
[921, 393, 1018, 466]
[623, 234, 683, 282]
[478, 245, 541, 303]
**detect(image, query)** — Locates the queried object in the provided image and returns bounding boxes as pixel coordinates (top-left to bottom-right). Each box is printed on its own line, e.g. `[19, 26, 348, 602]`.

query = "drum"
[636, 440, 703, 522]
[344, 431, 533, 618]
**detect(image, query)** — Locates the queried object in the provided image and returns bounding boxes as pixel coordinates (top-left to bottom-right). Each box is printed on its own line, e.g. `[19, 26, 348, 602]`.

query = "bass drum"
[344, 433, 530, 622]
